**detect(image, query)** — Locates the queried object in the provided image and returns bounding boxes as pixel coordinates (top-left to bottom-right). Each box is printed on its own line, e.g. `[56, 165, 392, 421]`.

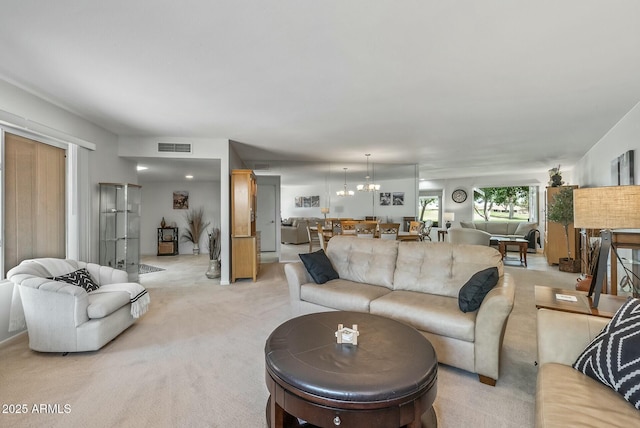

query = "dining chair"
[317, 224, 330, 251]
[422, 220, 434, 241]
[378, 223, 400, 240]
[355, 222, 376, 238]
[340, 220, 358, 235]
[306, 224, 321, 252]
[409, 221, 422, 235]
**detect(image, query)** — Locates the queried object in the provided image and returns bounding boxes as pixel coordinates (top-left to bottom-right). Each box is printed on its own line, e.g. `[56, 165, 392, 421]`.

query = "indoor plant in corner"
[206, 227, 221, 279]
[547, 186, 581, 273]
[181, 207, 210, 255]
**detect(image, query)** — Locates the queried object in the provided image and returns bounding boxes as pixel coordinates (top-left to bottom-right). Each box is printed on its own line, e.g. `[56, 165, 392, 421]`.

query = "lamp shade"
[573, 185, 640, 229]
[320, 207, 330, 214]
[443, 212, 455, 222]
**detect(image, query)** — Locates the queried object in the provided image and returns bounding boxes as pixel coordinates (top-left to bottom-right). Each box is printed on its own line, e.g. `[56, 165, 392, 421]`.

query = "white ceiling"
[1, 1, 639, 182]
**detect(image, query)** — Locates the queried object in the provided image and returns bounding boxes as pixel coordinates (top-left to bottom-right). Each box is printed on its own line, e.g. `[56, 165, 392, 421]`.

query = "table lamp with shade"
[320, 207, 330, 220]
[443, 212, 455, 229]
[573, 185, 640, 308]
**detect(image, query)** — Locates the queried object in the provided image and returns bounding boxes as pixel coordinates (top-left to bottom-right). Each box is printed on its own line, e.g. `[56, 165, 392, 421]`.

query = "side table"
[497, 239, 528, 267]
[534, 285, 628, 318]
[438, 229, 447, 242]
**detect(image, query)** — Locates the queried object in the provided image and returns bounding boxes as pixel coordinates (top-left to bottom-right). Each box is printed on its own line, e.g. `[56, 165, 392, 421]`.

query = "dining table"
[311, 226, 421, 242]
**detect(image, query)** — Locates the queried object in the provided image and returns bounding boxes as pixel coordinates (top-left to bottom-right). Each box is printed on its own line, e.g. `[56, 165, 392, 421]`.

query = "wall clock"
[452, 189, 467, 203]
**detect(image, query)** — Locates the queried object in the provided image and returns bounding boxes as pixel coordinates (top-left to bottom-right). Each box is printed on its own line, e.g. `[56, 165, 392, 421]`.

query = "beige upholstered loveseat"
[536, 309, 640, 427]
[7, 258, 149, 353]
[281, 217, 323, 244]
[285, 236, 516, 385]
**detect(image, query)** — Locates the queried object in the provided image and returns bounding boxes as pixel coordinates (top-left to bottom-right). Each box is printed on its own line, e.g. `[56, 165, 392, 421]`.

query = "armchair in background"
[447, 228, 492, 246]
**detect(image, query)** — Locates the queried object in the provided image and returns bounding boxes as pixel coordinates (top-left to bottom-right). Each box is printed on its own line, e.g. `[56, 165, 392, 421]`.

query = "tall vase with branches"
[181, 207, 210, 255]
[206, 227, 221, 279]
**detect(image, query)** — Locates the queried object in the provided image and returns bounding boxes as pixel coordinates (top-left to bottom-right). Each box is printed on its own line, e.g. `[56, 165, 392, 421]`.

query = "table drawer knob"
[333, 416, 341, 425]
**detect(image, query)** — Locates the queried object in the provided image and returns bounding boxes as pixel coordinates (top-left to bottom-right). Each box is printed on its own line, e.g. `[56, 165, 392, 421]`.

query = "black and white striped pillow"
[50, 268, 100, 292]
[573, 297, 640, 409]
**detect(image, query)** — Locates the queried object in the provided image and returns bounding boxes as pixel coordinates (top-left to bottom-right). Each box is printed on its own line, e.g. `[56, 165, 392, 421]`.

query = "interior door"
[257, 184, 277, 251]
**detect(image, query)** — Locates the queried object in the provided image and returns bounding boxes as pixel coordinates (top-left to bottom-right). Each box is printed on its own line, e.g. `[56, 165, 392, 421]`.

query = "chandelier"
[336, 168, 354, 197]
[357, 154, 380, 192]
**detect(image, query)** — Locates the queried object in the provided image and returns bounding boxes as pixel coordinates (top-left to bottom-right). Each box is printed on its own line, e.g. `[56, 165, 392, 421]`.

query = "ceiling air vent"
[254, 162, 270, 171]
[158, 143, 192, 153]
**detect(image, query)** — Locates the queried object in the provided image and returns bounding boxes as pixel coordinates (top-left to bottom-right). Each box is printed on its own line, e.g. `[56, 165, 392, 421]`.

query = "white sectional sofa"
[285, 236, 516, 385]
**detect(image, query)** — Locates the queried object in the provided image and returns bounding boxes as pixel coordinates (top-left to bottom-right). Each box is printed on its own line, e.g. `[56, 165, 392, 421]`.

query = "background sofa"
[460, 221, 540, 251]
[285, 236, 515, 385]
[536, 308, 640, 427]
[7, 258, 147, 352]
[281, 217, 324, 244]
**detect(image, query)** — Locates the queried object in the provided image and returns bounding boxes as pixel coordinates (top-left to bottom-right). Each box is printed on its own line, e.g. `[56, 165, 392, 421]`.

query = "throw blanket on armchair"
[90, 284, 150, 318]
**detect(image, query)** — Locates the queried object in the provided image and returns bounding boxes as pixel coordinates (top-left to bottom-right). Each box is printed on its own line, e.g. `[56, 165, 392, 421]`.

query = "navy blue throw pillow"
[573, 297, 640, 409]
[299, 250, 339, 284]
[50, 268, 100, 292]
[458, 267, 499, 312]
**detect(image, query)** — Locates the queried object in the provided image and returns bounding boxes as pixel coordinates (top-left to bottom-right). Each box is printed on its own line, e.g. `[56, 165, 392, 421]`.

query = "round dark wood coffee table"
[265, 311, 438, 428]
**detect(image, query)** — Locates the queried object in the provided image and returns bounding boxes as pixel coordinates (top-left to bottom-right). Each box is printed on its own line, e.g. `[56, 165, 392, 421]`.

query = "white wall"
[120, 136, 231, 283]
[0, 79, 136, 342]
[420, 172, 552, 225]
[139, 180, 221, 256]
[281, 176, 418, 223]
[572, 101, 640, 289]
[0, 79, 138, 262]
[574, 101, 640, 187]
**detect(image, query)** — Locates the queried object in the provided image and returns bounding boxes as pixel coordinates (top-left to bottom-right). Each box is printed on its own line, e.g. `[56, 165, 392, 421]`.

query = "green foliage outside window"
[473, 186, 529, 221]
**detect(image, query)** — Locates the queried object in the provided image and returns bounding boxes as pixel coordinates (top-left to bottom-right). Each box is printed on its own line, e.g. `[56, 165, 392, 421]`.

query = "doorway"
[257, 183, 277, 252]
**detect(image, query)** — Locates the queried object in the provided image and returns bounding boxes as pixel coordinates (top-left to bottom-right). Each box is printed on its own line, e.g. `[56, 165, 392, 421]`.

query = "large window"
[418, 191, 441, 226]
[473, 186, 537, 222]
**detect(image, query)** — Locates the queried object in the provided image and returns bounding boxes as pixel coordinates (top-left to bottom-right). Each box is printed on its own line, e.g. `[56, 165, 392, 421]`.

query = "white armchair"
[447, 228, 492, 246]
[7, 258, 149, 353]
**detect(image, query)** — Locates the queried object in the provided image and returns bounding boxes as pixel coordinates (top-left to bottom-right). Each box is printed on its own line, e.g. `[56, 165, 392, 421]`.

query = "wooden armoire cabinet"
[231, 169, 260, 282]
[544, 185, 580, 265]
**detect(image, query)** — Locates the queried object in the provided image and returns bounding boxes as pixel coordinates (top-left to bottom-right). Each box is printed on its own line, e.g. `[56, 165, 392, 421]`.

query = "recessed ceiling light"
[136, 165, 148, 171]
[185, 175, 194, 179]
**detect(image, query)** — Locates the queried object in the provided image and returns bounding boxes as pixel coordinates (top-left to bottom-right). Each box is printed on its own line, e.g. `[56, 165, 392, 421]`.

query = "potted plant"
[206, 227, 221, 279]
[548, 165, 564, 187]
[181, 207, 210, 255]
[547, 186, 581, 272]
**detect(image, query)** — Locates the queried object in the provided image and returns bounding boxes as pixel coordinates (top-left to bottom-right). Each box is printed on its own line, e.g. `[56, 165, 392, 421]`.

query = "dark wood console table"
[608, 231, 640, 295]
[534, 285, 628, 319]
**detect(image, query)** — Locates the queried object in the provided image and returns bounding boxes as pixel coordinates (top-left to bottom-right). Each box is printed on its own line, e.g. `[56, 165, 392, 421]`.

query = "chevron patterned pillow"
[50, 268, 100, 292]
[573, 297, 640, 409]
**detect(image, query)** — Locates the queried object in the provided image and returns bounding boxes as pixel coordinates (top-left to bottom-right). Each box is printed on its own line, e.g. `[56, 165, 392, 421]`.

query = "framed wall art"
[380, 192, 391, 206]
[295, 195, 320, 208]
[392, 192, 405, 206]
[173, 191, 189, 209]
[611, 150, 635, 185]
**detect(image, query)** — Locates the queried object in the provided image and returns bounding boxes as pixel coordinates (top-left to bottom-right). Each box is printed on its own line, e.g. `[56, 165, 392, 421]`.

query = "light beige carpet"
[0, 255, 583, 428]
